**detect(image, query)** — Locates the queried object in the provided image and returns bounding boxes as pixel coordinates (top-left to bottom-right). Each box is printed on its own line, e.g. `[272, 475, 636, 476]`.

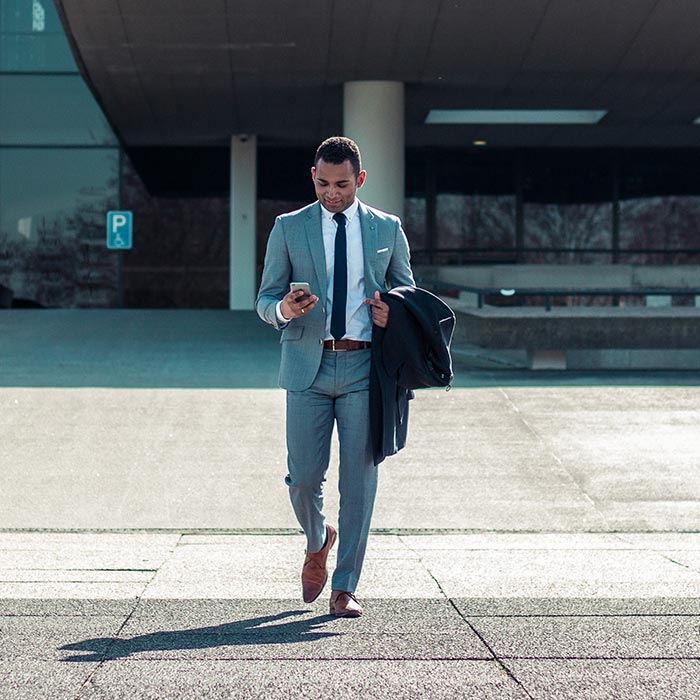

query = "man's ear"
[310, 166, 316, 182]
[357, 170, 367, 188]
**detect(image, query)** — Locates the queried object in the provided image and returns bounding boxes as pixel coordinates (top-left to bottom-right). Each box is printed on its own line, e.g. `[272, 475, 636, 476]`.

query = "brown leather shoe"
[329, 589, 363, 617]
[301, 524, 337, 603]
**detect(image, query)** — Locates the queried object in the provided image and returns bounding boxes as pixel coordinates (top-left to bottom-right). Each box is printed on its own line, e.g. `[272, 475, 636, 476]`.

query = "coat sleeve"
[255, 216, 290, 330]
[386, 218, 415, 290]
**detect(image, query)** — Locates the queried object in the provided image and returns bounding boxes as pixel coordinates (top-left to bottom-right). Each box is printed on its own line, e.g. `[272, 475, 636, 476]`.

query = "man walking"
[256, 136, 414, 616]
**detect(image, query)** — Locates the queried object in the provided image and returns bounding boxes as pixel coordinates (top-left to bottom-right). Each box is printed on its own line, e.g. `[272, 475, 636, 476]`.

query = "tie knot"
[333, 213, 346, 226]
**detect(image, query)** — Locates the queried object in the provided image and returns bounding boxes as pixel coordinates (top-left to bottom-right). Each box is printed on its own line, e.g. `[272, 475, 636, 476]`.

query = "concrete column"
[343, 81, 404, 220]
[229, 135, 257, 310]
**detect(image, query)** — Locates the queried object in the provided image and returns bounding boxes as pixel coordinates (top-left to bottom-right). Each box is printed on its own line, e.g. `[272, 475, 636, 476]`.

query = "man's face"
[311, 158, 366, 213]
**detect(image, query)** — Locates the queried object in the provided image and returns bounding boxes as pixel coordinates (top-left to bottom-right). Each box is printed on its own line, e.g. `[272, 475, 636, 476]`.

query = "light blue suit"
[256, 199, 414, 593]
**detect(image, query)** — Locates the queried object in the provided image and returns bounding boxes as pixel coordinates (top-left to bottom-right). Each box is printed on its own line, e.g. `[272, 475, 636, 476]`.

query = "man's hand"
[280, 290, 319, 320]
[364, 290, 389, 328]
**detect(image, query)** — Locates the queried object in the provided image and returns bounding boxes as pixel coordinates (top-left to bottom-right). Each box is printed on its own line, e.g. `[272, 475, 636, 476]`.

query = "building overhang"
[54, 0, 700, 149]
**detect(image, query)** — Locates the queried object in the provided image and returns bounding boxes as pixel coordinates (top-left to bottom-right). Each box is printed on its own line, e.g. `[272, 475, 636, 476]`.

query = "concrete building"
[2, 0, 700, 309]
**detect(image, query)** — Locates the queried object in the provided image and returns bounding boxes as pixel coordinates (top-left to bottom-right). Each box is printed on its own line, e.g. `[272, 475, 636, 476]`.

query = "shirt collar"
[320, 198, 359, 223]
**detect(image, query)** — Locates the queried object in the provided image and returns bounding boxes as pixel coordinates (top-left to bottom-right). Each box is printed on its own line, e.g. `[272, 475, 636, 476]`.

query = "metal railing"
[416, 278, 700, 312]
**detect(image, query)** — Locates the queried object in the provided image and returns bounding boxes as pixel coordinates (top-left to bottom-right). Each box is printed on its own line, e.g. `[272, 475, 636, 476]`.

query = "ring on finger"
[301, 308, 305, 314]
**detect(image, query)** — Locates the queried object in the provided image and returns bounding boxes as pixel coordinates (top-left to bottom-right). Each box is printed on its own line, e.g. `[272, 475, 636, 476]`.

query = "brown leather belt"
[323, 339, 371, 351]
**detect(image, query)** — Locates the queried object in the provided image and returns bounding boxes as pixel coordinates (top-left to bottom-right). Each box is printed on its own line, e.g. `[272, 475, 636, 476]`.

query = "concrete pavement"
[2, 309, 700, 698]
[2, 532, 700, 698]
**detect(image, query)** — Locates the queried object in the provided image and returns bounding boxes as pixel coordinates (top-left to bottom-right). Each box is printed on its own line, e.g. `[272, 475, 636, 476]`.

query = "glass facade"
[409, 148, 700, 268]
[2, 1, 699, 309]
[0, 0, 75, 72]
[0, 0, 120, 308]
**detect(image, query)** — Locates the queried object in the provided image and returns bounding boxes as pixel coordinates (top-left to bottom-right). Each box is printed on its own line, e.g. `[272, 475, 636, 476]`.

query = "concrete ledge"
[450, 303, 700, 369]
[452, 305, 700, 350]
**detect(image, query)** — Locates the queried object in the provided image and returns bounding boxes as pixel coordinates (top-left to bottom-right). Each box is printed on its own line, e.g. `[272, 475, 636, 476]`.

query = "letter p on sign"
[107, 211, 133, 249]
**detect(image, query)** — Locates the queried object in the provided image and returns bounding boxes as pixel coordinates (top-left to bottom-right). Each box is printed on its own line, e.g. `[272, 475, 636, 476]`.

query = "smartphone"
[289, 282, 312, 299]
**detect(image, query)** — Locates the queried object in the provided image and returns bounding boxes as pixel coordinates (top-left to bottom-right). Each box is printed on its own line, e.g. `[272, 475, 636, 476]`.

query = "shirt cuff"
[276, 301, 292, 324]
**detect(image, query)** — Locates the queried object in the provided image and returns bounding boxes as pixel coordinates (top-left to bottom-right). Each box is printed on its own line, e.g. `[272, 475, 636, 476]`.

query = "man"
[256, 136, 414, 617]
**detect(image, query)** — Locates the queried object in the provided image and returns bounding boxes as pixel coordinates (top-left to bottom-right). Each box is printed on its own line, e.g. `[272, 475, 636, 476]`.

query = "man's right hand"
[280, 290, 319, 320]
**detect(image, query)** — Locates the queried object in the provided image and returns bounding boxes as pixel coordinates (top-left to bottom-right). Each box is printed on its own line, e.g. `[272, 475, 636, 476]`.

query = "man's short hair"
[314, 136, 362, 177]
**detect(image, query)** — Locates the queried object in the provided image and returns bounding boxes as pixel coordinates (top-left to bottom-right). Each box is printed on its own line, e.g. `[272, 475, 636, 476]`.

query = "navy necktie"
[331, 212, 347, 340]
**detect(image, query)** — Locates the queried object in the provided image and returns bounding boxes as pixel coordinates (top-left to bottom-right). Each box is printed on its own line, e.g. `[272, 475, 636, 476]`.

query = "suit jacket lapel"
[304, 202, 327, 296]
[358, 201, 377, 296]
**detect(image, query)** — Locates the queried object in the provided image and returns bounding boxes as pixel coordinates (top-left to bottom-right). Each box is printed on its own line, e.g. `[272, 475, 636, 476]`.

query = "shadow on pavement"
[59, 610, 340, 662]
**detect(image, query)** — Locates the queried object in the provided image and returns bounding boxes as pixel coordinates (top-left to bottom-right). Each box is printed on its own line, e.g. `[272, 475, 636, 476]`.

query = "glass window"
[0, 0, 76, 72]
[0, 147, 119, 307]
[434, 150, 516, 263]
[523, 151, 613, 263]
[619, 151, 700, 264]
[0, 75, 118, 145]
[404, 196, 426, 252]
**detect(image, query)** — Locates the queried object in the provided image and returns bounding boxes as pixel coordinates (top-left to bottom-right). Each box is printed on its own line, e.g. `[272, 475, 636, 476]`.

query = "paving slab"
[1, 616, 125, 661]
[0, 582, 147, 599]
[127, 599, 468, 634]
[0, 599, 137, 617]
[76, 659, 529, 700]
[615, 534, 700, 551]
[399, 533, 633, 551]
[0, 659, 99, 700]
[140, 534, 442, 599]
[0, 570, 152, 583]
[504, 659, 700, 700]
[65, 630, 490, 662]
[418, 548, 700, 598]
[467, 615, 700, 659]
[453, 597, 700, 617]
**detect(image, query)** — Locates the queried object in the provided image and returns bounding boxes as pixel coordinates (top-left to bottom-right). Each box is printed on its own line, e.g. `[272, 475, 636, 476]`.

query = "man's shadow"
[60, 610, 341, 662]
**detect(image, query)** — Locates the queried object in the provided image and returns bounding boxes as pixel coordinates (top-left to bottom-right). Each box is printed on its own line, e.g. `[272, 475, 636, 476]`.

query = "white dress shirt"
[276, 199, 372, 342]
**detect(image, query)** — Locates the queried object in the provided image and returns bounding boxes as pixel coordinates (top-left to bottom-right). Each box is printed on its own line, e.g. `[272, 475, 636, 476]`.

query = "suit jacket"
[256, 199, 415, 391]
[370, 286, 456, 464]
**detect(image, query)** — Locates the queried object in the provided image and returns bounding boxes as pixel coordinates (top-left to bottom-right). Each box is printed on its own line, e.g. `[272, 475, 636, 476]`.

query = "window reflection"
[0, 149, 119, 307]
[0, 76, 118, 146]
[0, 0, 76, 71]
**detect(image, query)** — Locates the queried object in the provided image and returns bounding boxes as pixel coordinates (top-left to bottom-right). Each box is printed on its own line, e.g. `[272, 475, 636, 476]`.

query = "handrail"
[415, 277, 700, 312]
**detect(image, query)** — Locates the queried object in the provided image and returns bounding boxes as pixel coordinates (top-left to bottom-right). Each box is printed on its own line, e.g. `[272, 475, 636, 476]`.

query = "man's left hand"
[364, 291, 389, 328]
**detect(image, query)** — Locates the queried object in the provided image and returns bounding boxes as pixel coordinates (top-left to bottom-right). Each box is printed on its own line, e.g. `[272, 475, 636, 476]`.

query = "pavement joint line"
[613, 532, 700, 573]
[397, 533, 536, 700]
[3, 528, 700, 535]
[450, 601, 535, 699]
[497, 656, 700, 661]
[72, 602, 139, 699]
[464, 613, 700, 618]
[72, 534, 182, 698]
[86, 656, 502, 662]
[498, 386, 612, 532]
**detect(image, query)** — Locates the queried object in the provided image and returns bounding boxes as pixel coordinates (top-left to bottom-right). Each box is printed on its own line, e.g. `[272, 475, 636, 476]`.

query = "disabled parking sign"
[106, 211, 133, 249]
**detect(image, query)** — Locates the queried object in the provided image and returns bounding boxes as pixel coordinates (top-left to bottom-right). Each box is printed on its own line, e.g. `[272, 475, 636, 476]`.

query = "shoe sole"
[330, 607, 362, 618]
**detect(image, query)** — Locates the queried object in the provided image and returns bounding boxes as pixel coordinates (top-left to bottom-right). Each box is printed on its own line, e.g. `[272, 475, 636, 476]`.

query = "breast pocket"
[374, 247, 391, 282]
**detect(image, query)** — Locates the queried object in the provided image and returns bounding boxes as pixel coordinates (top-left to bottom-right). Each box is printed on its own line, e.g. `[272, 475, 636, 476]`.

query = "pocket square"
[377, 247, 389, 254]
